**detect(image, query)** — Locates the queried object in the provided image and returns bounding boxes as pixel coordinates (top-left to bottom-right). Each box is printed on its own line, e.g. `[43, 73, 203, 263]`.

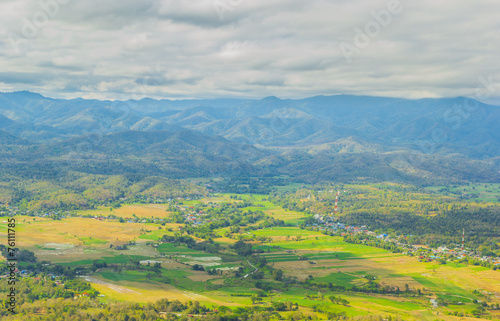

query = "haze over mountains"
[0, 91, 499, 184]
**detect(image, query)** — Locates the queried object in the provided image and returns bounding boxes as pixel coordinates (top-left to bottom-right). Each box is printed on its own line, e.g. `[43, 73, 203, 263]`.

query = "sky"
[0, 0, 499, 103]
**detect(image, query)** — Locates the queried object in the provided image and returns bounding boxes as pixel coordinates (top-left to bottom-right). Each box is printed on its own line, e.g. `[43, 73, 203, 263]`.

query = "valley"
[1, 186, 499, 320]
[2, 1, 499, 319]
[0, 92, 499, 320]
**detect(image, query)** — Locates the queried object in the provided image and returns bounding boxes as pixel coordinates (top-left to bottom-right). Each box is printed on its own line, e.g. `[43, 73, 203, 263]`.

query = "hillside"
[0, 91, 498, 185]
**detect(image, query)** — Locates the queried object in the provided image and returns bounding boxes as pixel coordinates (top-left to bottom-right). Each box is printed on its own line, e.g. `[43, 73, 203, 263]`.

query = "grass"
[253, 227, 319, 237]
[273, 236, 389, 255]
[217, 193, 306, 224]
[1, 189, 499, 320]
[98, 266, 214, 293]
[253, 245, 282, 252]
[411, 274, 477, 300]
[0, 216, 156, 249]
[314, 272, 359, 286]
[186, 192, 305, 223]
[272, 183, 308, 193]
[59, 255, 154, 266]
[138, 228, 174, 241]
[79, 204, 172, 218]
[0, 216, 168, 265]
[425, 183, 500, 203]
[156, 243, 204, 254]
[79, 237, 108, 245]
[265, 256, 302, 263]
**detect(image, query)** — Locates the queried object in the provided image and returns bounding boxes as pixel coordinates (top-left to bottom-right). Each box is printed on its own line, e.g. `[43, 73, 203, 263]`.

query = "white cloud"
[0, 0, 499, 103]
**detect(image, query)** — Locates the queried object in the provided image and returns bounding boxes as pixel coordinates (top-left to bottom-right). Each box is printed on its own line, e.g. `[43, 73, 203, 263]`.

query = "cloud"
[0, 0, 499, 103]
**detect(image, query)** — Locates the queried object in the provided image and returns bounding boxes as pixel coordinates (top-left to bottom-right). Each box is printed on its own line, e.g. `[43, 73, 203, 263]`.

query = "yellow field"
[213, 236, 238, 245]
[266, 208, 304, 222]
[274, 253, 423, 288]
[275, 252, 500, 305]
[1, 194, 498, 320]
[0, 216, 166, 262]
[79, 204, 171, 218]
[13, 217, 154, 245]
[186, 195, 242, 204]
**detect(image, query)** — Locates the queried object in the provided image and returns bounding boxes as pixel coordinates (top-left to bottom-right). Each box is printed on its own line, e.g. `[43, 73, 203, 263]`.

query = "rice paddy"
[1, 191, 498, 320]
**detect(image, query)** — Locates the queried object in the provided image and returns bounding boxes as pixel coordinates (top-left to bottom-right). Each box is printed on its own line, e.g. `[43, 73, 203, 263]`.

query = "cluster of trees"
[0, 279, 95, 317]
[160, 235, 221, 254]
[171, 202, 266, 227]
[206, 177, 287, 194]
[168, 199, 289, 241]
[343, 233, 500, 270]
[342, 235, 403, 253]
[0, 246, 37, 263]
[0, 173, 206, 211]
[232, 240, 254, 256]
[342, 208, 500, 253]
[0, 278, 318, 320]
[270, 184, 500, 255]
[269, 183, 480, 218]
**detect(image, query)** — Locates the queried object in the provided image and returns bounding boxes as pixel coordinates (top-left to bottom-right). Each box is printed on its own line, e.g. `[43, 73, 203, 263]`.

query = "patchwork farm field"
[1, 191, 499, 320]
[79, 203, 172, 218]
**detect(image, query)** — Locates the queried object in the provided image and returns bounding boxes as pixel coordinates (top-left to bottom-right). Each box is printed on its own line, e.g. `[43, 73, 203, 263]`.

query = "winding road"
[243, 259, 258, 278]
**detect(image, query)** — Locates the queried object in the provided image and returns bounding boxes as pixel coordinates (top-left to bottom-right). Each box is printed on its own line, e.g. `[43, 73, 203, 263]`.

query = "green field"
[426, 183, 500, 202]
[2, 191, 499, 321]
[59, 255, 154, 266]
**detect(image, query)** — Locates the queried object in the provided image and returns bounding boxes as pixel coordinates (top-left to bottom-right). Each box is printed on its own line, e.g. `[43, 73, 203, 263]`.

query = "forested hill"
[1, 91, 499, 158]
[0, 91, 499, 185]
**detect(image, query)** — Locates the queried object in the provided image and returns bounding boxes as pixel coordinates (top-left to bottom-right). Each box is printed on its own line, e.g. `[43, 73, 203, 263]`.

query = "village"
[308, 213, 500, 269]
[2, 198, 500, 269]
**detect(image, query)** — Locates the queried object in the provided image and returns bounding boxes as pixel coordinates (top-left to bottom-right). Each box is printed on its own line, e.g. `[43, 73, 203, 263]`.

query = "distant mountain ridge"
[0, 91, 498, 184]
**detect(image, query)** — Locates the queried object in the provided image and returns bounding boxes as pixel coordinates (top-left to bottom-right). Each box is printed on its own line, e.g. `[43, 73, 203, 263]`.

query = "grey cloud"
[0, 0, 498, 102]
[0, 71, 54, 85]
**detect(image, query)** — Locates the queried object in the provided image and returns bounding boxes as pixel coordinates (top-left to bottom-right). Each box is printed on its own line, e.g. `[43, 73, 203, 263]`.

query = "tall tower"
[461, 228, 465, 251]
[334, 191, 339, 212]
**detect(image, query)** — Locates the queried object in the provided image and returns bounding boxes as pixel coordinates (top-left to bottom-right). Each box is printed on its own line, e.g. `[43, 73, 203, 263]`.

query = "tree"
[272, 269, 284, 281]
[232, 240, 253, 256]
[272, 302, 287, 311]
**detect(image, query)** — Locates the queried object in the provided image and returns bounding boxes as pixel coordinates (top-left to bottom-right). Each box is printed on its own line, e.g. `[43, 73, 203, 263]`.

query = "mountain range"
[0, 91, 499, 185]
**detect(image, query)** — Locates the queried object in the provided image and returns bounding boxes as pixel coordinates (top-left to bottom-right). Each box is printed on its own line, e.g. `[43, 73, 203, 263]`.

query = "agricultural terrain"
[2, 185, 499, 320]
